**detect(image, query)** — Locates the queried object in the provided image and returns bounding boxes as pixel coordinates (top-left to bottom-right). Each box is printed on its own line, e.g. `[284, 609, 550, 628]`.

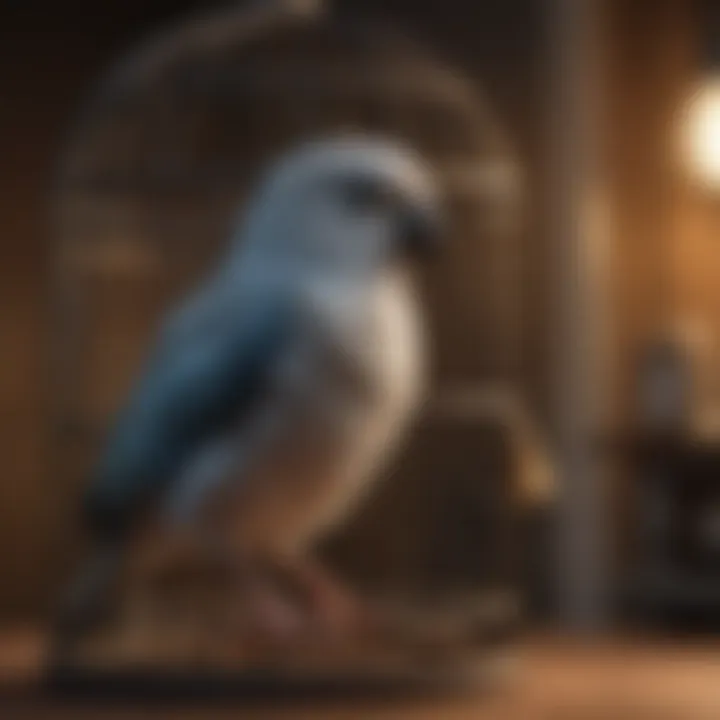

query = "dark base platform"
[42, 649, 517, 704]
[42, 591, 520, 702]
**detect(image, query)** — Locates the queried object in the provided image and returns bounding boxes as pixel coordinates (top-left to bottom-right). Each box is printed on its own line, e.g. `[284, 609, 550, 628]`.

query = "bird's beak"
[398, 200, 444, 261]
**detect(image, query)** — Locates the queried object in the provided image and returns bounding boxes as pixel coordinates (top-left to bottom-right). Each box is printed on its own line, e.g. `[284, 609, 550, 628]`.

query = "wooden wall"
[604, 0, 718, 582]
[0, 0, 205, 620]
[606, 0, 696, 427]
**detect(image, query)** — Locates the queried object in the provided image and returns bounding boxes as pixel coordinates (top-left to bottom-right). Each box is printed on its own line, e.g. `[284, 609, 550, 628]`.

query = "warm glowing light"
[684, 78, 720, 189]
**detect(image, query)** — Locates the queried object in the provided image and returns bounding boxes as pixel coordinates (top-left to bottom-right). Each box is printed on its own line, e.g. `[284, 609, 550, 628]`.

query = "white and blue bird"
[61, 135, 443, 641]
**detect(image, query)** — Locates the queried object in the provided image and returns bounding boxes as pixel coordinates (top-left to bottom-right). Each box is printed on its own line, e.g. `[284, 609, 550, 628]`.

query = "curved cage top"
[53, 1, 524, 453]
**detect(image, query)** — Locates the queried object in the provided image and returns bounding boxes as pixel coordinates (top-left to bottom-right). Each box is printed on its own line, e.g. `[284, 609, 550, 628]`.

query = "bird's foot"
[257, 554, 375, 644]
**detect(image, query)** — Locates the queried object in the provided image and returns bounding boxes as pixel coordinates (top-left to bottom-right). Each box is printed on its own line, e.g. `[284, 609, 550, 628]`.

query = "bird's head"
[237, 135, 444, 280]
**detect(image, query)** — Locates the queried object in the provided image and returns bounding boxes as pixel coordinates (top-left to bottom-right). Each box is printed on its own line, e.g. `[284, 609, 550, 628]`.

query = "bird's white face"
[239, 136, 443, 282]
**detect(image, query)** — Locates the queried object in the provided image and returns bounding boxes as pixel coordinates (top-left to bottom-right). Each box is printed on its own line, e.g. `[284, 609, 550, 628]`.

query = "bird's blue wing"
[84, 297, 289, 540]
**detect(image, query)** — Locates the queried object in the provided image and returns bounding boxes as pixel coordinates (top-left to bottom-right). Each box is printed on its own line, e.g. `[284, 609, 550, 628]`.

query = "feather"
[84, 292, 290, 540]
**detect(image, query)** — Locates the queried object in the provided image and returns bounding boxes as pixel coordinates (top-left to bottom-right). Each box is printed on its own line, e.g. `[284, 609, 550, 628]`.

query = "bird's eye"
[336, 177, 390, 213]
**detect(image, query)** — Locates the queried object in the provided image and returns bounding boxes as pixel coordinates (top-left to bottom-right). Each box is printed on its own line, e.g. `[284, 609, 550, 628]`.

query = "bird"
[56, 134, 444, 648]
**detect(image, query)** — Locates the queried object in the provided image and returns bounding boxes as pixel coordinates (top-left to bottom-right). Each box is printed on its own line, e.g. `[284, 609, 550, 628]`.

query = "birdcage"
[51, 0, 525, 655]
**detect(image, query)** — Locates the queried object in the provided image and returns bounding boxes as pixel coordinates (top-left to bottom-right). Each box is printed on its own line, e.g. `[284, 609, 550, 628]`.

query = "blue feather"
[85, 298, 289, 539]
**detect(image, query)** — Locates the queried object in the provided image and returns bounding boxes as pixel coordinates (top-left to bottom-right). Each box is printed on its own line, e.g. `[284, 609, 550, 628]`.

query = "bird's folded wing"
[84, 294, 290, 539]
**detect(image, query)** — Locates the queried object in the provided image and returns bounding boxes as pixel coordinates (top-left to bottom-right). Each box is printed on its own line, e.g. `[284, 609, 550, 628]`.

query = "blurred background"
[2, 0, 720, 711]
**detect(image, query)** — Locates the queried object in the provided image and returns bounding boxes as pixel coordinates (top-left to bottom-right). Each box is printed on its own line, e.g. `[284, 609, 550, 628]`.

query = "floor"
[1, 632, 719, 719]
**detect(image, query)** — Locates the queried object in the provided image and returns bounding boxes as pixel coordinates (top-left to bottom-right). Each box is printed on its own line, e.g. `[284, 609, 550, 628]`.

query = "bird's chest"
[308, 278, 425, 430]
